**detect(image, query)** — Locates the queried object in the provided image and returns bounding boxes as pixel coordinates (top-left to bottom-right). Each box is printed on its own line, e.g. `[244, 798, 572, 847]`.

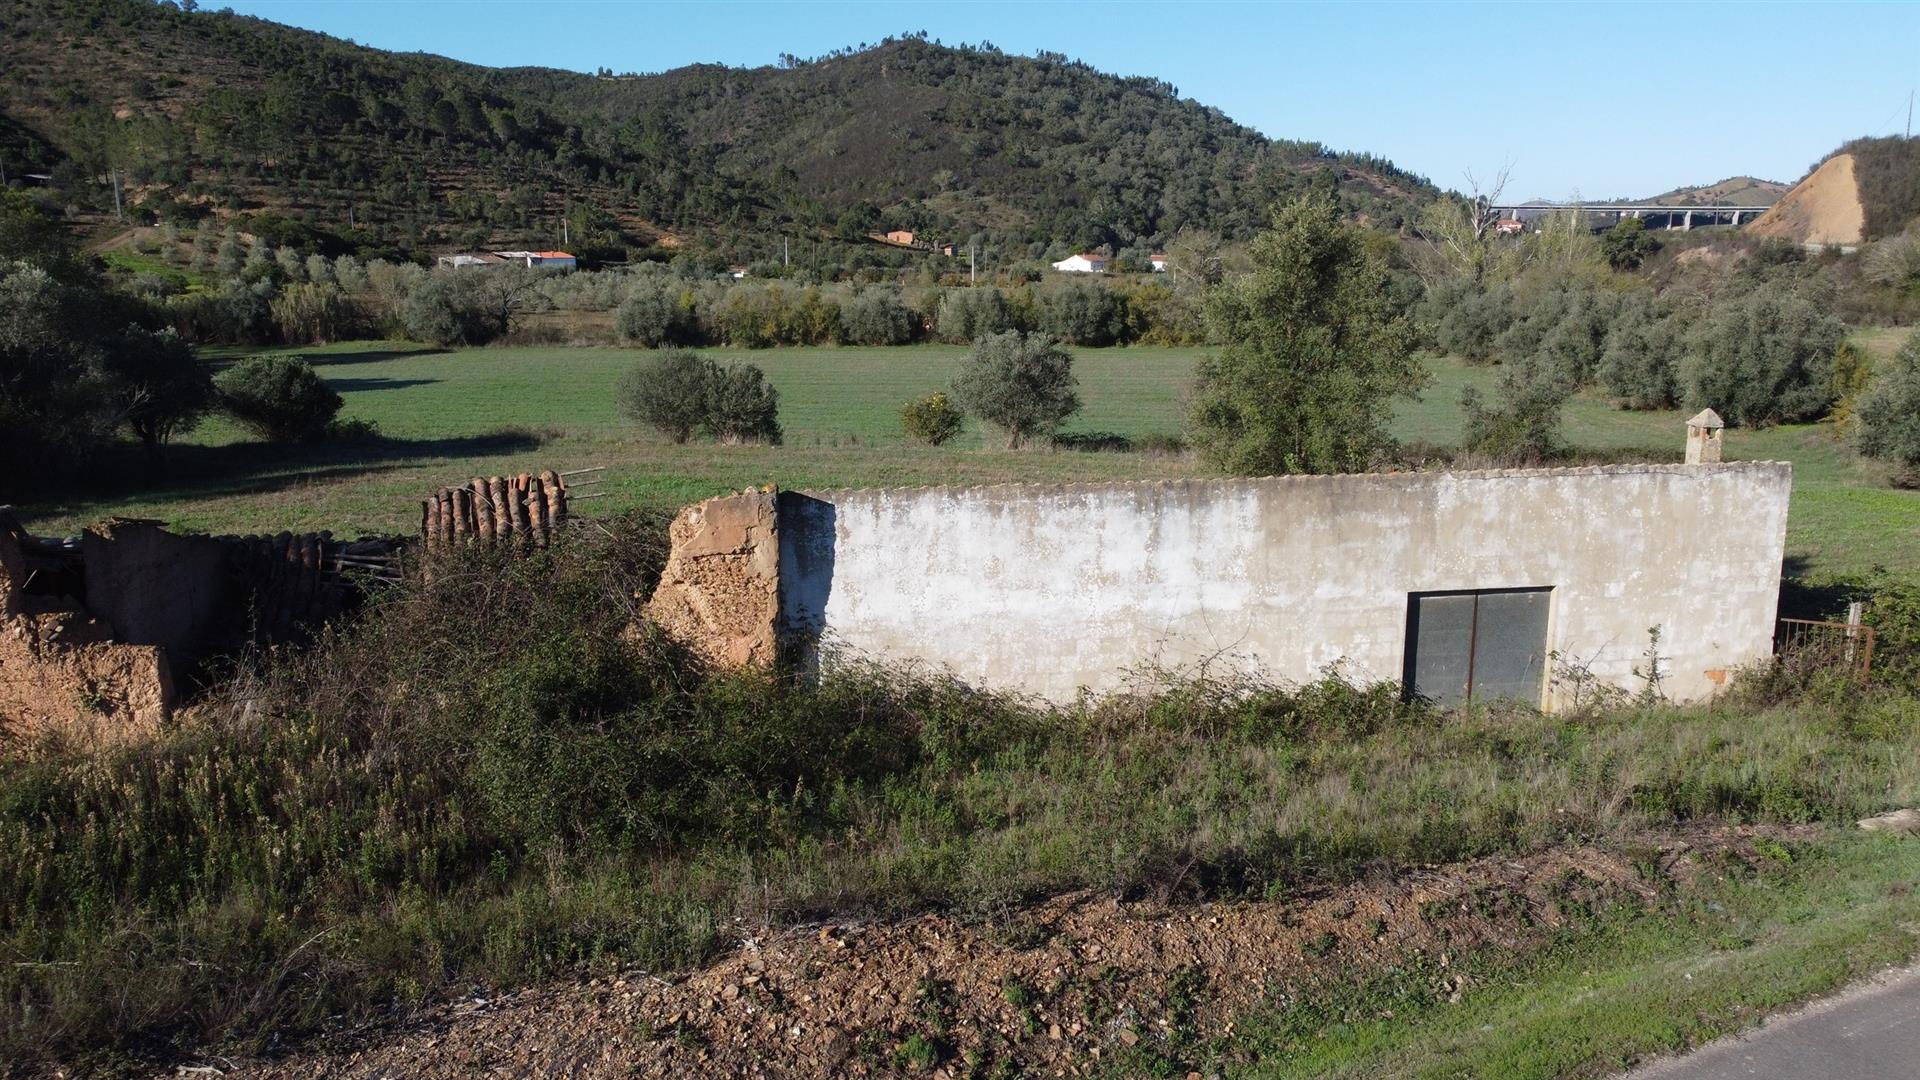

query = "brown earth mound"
[1748, 154, 1866, 246]
[213, 826, 1807, 1080]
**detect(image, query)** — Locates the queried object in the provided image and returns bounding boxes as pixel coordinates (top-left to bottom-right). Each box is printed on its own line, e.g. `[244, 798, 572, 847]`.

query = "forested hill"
[1, 0, 1435, 261]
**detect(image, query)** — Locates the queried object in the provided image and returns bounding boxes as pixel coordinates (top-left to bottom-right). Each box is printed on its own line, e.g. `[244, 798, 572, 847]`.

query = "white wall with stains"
[778, 463, 1792, 705]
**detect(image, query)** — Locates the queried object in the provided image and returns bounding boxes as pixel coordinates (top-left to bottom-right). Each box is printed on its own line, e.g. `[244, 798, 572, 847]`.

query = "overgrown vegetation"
[3, 523, 1917, 1074]
[949, 330, 1082, 449]
[616, 348, 783, 446]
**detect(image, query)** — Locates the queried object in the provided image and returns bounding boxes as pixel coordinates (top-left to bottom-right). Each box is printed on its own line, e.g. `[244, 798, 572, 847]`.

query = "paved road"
[1624, 964, 1920, 1079]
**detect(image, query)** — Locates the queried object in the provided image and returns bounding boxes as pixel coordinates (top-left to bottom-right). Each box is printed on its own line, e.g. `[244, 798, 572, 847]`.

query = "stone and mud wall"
[651, 464, 1794, 706]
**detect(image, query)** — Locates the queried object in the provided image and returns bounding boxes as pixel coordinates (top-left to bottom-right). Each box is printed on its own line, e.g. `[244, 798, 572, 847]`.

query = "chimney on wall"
[1685, 408, 1724, 465]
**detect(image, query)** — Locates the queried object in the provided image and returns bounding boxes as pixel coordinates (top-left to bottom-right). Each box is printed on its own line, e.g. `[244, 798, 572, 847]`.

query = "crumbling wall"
[82, 519, 230, 672]
[643, 488, 780, 668]
[0, 517, 171, 750]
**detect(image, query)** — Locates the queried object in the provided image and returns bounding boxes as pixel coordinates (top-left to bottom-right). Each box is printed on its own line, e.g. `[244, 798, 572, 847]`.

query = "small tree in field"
[705, 362, 782, 445]
[949, 330, 1080, 449]
[215, 355, 342, 443]
[616, 349, 713, 444]
[1188, 195, 1424, 474]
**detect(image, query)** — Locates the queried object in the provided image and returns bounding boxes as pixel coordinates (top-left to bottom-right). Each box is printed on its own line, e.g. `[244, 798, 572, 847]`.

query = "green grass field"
[17, 337, 1920, 579]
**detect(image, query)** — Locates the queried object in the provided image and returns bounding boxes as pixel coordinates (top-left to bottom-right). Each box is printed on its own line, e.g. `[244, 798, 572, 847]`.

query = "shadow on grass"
[326, 377, 443, 393]
[199, 346, 450, 372]
[16, 428, 547, 526]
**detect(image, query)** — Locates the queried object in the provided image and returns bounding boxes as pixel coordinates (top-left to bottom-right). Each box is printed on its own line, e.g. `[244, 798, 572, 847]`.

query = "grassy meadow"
[16, 331, 1920, 579]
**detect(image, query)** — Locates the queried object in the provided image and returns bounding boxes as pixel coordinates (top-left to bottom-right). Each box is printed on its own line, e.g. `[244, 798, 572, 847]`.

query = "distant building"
[727, 265, 751, 280]
[939, 243, 957, 257]
[437, 252, 508, 269]
[1148, 253, 1168, 272]
[878, 230, 916, 247]
[1051, 253, 1108, 274]
[1493, 219, 1526, 237]
[437, 250, 578, 271]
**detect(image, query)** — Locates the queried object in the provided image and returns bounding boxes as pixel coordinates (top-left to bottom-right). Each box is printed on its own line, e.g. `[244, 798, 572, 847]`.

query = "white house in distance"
[1051, 252, 1108, 273]
[437, 250, 578, 271]
[1149, 253, 1168, 272]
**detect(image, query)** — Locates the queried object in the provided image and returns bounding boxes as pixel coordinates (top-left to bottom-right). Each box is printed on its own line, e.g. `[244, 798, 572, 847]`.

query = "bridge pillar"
[1730, 210, 1743, 227]
[1683, 210, 1693, 230]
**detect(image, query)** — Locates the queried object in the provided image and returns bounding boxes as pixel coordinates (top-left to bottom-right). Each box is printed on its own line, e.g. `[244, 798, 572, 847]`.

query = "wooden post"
[540, 469, 565, 528]
[488, 476, 511, 539]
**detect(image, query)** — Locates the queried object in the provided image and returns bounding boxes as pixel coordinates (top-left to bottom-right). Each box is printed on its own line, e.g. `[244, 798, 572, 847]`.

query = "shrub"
[935, 287, 1016, 344]
[1599, 216, 1661, 271]
[615, 282, 698, 347]
[401, 272, 495, 345]
[705, 362, 782, 445]
[615, 349, 713, 443]
[1038, 280, 1124, 346]
[214, 354, 343, 443]
[900, 391, 964, 446]
[1855, 333, 1920, 481]
[1460, 354, 1574, 464]
[1680, 280, 1846, 426]
[1862, 229, 1920, 292]
[1424, 278, 1515, 364]
[840, 286, 919, 345]
[270, 282, 359, 345]
[949, 330, 1081, 449]
[1596, 292, 1691, 410]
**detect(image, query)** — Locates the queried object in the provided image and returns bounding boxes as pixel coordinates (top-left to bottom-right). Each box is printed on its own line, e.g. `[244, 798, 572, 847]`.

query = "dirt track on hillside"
[190, 826, 1813, 1080]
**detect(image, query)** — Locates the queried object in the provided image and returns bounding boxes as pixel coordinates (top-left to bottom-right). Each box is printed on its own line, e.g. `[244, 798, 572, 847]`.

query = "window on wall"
[1403, 588, 1552, 707]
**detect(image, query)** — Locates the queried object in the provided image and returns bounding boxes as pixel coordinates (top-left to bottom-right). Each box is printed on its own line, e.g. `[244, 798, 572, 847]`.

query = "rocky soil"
[201, 826, 1805, 1080]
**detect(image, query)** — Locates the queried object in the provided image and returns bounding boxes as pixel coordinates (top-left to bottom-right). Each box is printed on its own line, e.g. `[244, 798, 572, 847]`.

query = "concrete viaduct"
[1492, 203, 1772, 232]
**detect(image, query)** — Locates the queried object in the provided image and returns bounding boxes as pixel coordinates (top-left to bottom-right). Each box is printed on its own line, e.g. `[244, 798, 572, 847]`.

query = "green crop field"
[17, 339, 1920, 580]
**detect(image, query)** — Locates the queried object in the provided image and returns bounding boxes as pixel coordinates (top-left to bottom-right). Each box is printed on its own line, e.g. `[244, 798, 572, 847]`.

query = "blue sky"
[218, 0, 1920, 201]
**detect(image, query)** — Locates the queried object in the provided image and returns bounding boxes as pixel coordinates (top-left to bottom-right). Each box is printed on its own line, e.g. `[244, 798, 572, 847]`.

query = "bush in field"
[1855, 333, 1920, 481]
[899, 390, 964, 446]
[615, 282, 698, 347]
[935, 287, 1016, 344]
[711, 283, 780, 348]
[1038, 280, 1124, 346]
[840, 286, 918, 345]
[1460, 354, 1574, 464]
[615, 350, 780, 444]
[615, 349, 714, 443]
[1596, 292, 1692, 410]
[704, 362, 782, 445]
[1680, 280, 1846, 426]
[1187, 195, 1423, 474]
[214, 354, 343, 443]
[950, 330, 1080, 449]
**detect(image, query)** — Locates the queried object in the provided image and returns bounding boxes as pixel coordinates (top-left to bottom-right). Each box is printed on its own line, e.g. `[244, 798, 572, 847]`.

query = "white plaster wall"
[778, 464, 1792, 705]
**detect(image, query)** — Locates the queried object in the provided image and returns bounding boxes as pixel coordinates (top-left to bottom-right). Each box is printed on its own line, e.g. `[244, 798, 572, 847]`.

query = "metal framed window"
[1403, 588, 1552, 707]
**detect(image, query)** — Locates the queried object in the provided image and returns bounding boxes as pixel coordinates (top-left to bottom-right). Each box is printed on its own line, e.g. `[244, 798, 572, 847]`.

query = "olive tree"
[1187, 195, 1424, 474]
[949, 330, 1080, 449]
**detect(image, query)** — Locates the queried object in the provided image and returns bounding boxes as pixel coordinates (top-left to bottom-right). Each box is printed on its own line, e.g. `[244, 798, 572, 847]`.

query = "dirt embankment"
[1747, 154, 1866, 246]
[210, 826, 1805, 1080]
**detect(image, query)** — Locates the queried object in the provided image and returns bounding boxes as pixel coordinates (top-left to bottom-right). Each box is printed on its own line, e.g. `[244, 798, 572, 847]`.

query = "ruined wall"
[0, 518, 171, 749]
[644, 488, 780, 668]
[776, 464, 1793, 705]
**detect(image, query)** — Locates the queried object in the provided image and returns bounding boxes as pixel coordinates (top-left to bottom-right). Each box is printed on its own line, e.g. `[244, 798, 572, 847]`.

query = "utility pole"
[110, 168, 124, 222]
[1908, 90, 1914, 139]
[783, 236, 789, 267]
[562, 214, 570, 247]
[969, 241, 975, 285]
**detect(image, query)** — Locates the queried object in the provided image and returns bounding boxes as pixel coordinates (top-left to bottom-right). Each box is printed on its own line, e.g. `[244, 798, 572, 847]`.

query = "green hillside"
[0, 1, 1435, 261]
